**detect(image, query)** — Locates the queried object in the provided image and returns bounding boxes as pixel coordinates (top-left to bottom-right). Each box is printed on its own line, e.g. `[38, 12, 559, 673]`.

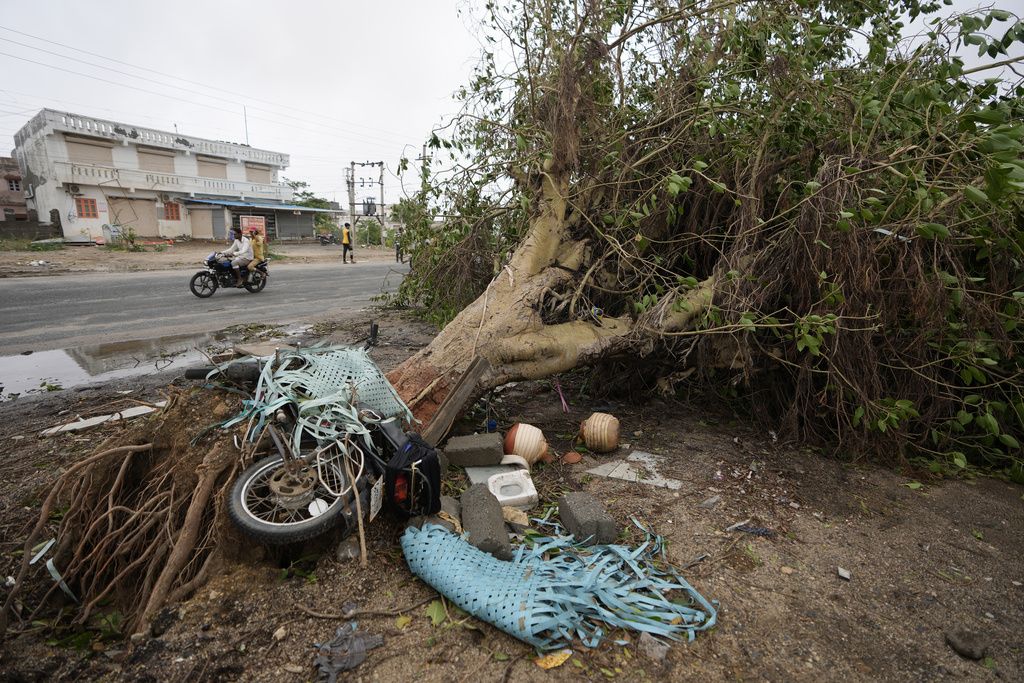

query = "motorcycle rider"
[219, 228, 252, 287]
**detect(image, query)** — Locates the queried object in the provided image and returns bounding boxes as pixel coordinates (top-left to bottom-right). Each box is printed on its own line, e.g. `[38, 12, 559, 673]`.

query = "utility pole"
[379, 163, 385, 247]
[347, 161, 356, 230]
[243, 106, 250, 145]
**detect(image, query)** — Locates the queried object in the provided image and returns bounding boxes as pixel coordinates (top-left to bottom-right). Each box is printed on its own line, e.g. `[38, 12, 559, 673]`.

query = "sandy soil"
[0, 242, 399, 278]
[0, 310, 1020, 682]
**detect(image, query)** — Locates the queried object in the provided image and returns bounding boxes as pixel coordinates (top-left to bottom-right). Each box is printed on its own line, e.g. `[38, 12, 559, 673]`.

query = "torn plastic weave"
[220, 345, 413, 451]
[401, 521, 717, 650]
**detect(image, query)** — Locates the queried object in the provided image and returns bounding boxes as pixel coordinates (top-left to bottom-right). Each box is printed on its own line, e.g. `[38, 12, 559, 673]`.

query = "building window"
[75, 197, 98, 218]
[7, 179, 20, 192]
[163, 202, 181, 221]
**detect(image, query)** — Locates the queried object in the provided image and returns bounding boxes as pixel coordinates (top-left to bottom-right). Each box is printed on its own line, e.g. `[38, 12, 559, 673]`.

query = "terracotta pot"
[580, 412, 620, 453]
[503, 422, 548, 465]
[562, 451, 583, 465]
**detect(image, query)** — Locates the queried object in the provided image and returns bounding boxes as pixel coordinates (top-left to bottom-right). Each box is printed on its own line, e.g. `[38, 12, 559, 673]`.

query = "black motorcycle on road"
[189, 252, 269, 297]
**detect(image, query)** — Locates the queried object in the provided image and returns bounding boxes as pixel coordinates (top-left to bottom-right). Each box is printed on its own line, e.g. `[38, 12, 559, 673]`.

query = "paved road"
[0, 261, 407, 355]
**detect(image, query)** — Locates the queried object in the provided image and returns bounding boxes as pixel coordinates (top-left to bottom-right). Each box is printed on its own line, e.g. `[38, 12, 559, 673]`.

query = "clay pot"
[580, 412, 620, 453]
[562, 451, 583, 465]
[503, 422, 548, 465]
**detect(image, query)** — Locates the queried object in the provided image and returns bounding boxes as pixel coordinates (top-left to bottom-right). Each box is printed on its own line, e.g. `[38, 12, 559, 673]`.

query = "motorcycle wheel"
[244, 271, 267, 293]
[227, 453, 364, 544]
[189, 271, 217, 298]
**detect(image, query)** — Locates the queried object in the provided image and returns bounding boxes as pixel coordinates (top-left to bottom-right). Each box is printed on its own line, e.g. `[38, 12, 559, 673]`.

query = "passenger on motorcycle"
[219, 228, 253, 287]
[247, 228, 266, 276]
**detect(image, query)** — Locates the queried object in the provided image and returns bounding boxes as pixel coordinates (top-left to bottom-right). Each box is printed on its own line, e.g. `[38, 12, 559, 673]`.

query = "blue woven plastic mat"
[401, 521, 717, 650]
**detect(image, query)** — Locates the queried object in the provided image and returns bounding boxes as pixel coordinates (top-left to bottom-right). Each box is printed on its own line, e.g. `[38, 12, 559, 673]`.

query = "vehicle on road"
[189, 252, 268, 297]
[318, 233, 338, 245]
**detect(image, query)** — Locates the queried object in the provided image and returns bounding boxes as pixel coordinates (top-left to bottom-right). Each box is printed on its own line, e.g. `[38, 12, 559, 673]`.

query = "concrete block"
[461, 484, 512, 560]
[559, 492, 617, 545]
[444, 433, 504, 468]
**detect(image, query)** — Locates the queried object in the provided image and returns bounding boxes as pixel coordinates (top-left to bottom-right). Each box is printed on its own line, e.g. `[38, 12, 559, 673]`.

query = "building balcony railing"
[53, 161, 292, 201]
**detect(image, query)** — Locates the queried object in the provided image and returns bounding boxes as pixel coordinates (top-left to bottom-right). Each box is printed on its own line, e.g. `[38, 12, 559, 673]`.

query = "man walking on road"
[342, 222, 355, 263]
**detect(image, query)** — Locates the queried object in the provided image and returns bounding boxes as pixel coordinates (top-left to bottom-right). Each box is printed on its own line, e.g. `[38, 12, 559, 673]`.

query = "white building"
[12, 109, 334, 242]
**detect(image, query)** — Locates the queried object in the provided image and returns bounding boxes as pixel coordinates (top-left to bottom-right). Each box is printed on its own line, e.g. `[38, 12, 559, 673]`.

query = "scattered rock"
[945, 629, 988, 660]
[461, 484, 512, 560]
[639, 632, 669, 663]
[780, 566, 795, 575]
[559, 491, 617, 545]
[502, 506, 529, 531]
[208, 590, 222, 601]
[283, 663, 305, 674]
[444, 433, 504, 467]
[789, 501, 801, 510]
[409, 495, 462, 533]
[837, 567, 851, 581]
[149, 605, 178, 637]
[273, 626, 287, 641]
[698, 495, 721, 509]
[336, 535, 361, 562]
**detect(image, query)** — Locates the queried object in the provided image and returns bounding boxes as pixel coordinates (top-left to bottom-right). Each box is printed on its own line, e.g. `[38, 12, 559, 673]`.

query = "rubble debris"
[944, 629, 988, 660]
[837, 567, 852, 581]
[40, 402, 167, 437]
[409, 496, 462, 533]
[313, 622, 384, 680]
[580, 412, 620, 453]
[487, 469, 538, 510]
[233, 342, 295, 358]
[503, 423, 549, 465]
[585, 451, 682, 490]
[401, 521, 717, 650]
[444, 432, 504, 467]
[461, 484, 513, 560]
[559, 492, 617, 545]
[562, 451, 583, 465]
[639, 632, 669, 663]
[502, 506, 530, 531]
[421, 356, 491, 446]
[698, 495, 721, 509]
[733, 524, 774, 537]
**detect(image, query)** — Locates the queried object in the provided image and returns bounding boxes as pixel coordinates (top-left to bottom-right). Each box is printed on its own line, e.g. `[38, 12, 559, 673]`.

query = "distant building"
[0, 156, 29, 222]
[12, 109, 337, 242]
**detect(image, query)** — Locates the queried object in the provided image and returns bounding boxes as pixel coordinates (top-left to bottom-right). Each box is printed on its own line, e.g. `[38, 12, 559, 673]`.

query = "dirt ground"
[0, 309, 1021, 682]
[0, 242, 397, 278]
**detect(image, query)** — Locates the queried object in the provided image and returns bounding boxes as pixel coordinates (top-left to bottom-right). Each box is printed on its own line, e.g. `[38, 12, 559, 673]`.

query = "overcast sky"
[0, 0, 483, 204]
[0, 1, 1018, 206]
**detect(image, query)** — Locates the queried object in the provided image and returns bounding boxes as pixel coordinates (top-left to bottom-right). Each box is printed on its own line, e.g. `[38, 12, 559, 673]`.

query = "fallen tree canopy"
[388, 0, 1024, 475]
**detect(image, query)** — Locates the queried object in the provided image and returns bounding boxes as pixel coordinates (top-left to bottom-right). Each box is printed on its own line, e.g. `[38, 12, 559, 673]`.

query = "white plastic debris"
[837, 567, 851, 580]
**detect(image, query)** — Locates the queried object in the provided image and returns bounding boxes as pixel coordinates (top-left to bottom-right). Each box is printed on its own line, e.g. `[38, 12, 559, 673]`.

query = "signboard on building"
[240, 215, 266, 237]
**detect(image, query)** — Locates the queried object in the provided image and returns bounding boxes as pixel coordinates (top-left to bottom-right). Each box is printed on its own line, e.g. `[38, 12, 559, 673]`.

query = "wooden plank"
[421, 356, 490, 447]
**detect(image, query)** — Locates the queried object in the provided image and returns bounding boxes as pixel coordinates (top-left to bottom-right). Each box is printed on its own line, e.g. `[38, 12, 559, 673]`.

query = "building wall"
[13, 109, 292, 241]
[0, 156, 29, 220]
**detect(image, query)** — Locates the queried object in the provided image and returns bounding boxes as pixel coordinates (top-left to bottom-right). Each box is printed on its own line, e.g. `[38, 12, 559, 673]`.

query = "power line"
[0, 24, 412, 141]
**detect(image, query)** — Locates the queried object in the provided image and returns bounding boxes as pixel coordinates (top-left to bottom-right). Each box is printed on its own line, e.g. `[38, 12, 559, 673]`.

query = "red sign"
[240, 215, 266, 237]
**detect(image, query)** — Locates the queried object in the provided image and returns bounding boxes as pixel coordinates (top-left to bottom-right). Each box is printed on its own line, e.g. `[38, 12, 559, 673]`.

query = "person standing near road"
[342, 222, 355, 263]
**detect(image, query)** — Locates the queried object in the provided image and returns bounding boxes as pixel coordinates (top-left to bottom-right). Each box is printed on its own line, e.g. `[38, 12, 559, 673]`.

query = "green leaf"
[395, 615, 412, 630]
[952, 452, 967, 469]
[493, 652, 510, 661]
[999, 434, 1020, 449]
[853, 406, 865, 426]
[904, 481, 923, 490]
[691, 160, 708, 172]
[964, 185, 990, 205]
[917, 222, 949, 239]
[425, 599, 447, 627]
[805, 181, 821, 192]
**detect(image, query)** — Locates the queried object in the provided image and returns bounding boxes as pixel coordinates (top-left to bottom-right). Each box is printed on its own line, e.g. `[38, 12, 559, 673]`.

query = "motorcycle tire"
[243, 272, 267, 293]
[227, 454, 367, 545]
[189, 271, 218, 298]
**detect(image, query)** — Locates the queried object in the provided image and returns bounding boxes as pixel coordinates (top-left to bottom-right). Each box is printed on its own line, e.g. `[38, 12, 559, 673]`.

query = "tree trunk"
[387, 169, 635, 424]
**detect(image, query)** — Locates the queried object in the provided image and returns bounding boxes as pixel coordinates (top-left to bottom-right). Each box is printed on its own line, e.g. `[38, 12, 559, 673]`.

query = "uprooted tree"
[388, 0, 1024, 476]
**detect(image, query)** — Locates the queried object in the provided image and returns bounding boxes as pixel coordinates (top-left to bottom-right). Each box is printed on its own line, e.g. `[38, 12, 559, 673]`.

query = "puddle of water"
[0, 331, 230, 398]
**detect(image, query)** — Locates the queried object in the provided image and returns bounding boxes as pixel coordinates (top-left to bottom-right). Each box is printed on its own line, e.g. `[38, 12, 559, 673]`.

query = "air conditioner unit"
[67, 184, 82, 195]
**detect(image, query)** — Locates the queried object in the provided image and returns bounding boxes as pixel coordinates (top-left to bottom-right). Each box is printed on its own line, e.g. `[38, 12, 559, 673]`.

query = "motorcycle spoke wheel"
[189, 272, 217, 298]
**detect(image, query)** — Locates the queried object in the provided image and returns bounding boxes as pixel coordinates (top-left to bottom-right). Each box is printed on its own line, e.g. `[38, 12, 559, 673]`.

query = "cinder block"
[444, 433, 504, 467]
[461, 484, 512, 560]
[559, 492, 617, 545]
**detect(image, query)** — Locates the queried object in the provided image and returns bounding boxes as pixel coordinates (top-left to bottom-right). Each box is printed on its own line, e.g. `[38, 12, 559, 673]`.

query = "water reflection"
[0, 331, 225, 397]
